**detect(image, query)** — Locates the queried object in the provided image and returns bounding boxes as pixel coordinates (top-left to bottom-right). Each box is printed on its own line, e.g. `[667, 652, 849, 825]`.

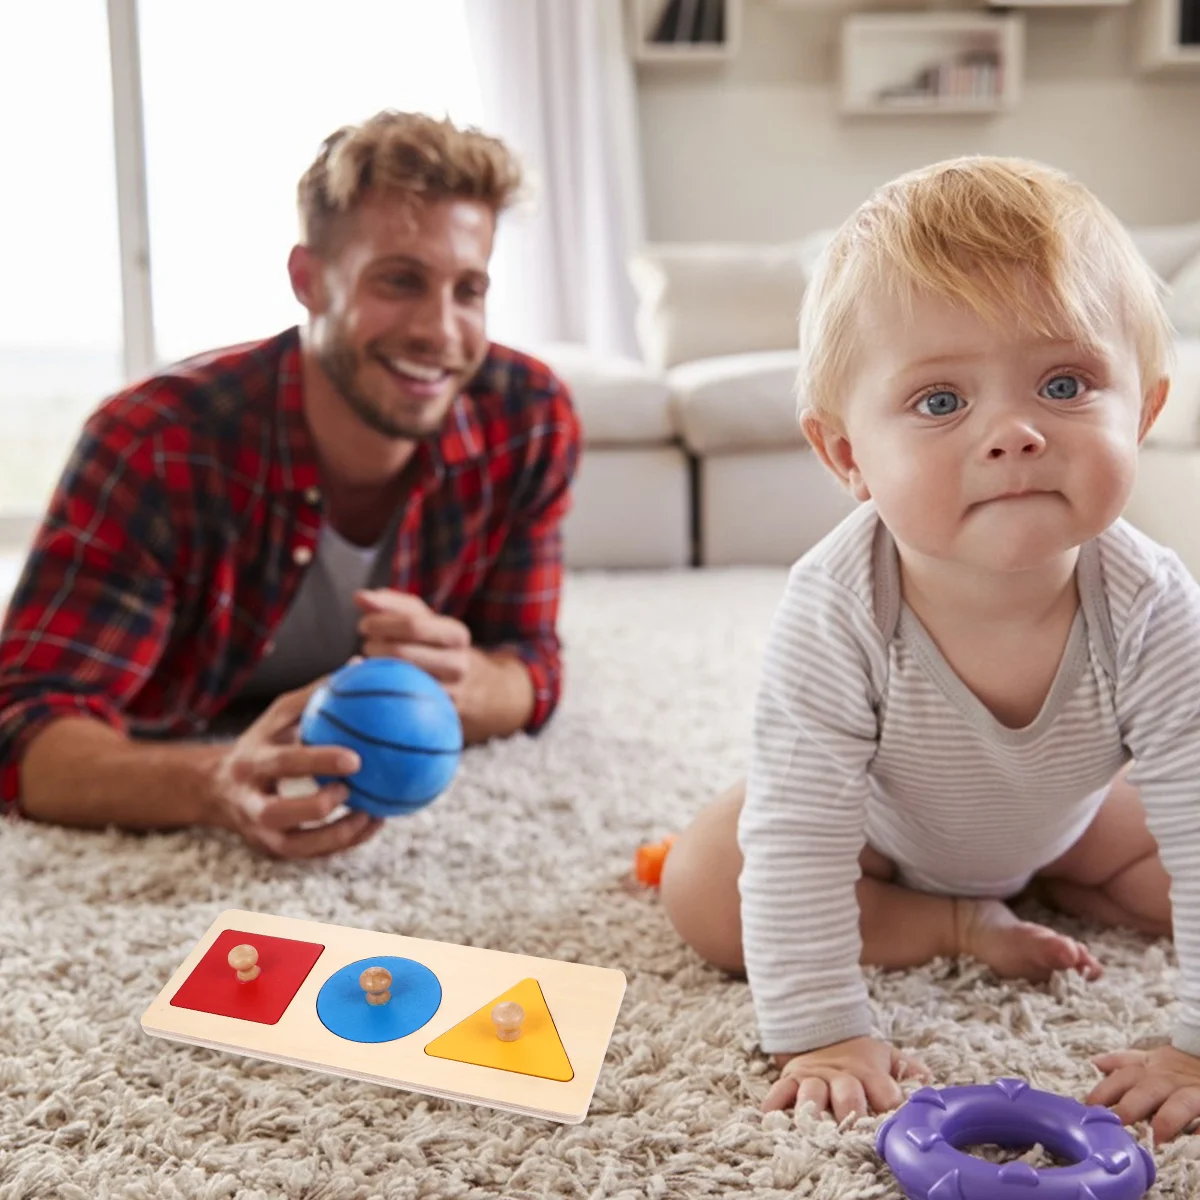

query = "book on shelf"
[651, 0, 725, 44]
[1182, 0, 1199, 46]
[876, 48, 1002, 106]
[696, 0, 725, 43]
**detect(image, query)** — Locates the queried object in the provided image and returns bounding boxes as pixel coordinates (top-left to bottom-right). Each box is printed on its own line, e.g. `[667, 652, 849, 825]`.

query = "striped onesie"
[739, 501, 1200, 1056]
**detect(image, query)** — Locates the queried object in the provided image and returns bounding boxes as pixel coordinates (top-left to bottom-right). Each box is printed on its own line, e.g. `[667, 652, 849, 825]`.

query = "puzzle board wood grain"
[141, 909, 627, 1124]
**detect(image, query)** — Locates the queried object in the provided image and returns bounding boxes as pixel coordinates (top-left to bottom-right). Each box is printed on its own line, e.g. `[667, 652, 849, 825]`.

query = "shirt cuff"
[757, 1004, 875, 1057]
[500, 639, 561, 733]
[1171, 1018, 1200, 1057]
[0, 696, 125, 814]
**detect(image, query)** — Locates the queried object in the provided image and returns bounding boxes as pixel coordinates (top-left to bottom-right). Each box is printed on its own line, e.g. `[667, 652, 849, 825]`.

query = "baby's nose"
[986, 419, 1046, 459]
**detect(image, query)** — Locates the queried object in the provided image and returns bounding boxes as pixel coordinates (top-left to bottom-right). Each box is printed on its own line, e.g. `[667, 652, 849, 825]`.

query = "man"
[0, 111, 581, 858]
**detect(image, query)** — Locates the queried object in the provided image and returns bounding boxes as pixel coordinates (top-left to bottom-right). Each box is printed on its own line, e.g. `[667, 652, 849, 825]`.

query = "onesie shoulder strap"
[871, 518, 902, 643]
[1076, 539, 1118, 682]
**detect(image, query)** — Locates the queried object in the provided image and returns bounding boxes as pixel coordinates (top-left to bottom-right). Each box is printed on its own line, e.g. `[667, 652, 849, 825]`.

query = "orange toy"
[633, 835, 676, 887]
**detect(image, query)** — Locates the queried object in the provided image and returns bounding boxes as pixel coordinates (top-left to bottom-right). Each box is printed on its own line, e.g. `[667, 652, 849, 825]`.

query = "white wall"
[636, 0, 1200, 240]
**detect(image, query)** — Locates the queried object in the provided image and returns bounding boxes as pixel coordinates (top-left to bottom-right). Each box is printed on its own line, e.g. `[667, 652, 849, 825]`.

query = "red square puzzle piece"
[171, 929, 325, 1025]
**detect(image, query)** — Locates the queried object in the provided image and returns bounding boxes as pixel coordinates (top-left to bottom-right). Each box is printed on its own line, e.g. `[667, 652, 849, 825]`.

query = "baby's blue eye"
[917, 390, 963, 417]
[1043, 375, 1083, 401]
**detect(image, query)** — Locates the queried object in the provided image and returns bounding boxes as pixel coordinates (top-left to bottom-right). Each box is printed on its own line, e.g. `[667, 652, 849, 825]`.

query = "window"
[138, 0, 483, 364]
[0, 2, 123, 522]
[0, 1, 481, 531]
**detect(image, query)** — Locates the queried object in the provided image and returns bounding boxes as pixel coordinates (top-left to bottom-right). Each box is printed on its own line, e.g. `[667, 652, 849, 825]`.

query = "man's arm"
[0, 415, 367, 858]
[353, 374, 580, 741]
[454, 646, 535, 743]
[0, 416, 178, 815]
[353, 593, 534, 743]
[19, 718, 225, 828]
[19, 686, 379, 860]
[461, 375, 582, 733]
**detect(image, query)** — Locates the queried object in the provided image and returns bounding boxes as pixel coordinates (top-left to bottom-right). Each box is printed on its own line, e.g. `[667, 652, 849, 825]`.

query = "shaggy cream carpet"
[2, 568, 1198, 1198]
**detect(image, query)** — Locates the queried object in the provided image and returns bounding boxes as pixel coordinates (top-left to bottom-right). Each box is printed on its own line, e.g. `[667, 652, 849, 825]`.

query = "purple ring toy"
[876, 1079, 1155, 1200]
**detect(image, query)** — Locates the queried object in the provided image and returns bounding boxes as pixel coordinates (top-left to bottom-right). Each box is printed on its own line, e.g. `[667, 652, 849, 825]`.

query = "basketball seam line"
[328, 687, 444, 703]
[348, 777, 440, 809]
[315, 710, 460, 755]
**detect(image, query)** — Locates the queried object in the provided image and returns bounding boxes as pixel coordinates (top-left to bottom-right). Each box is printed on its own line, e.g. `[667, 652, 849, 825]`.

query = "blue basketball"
[299, 658, 462, 817]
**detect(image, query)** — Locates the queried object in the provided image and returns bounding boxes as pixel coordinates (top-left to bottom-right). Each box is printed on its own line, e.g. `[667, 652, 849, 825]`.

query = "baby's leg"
[1036, 769, 1171, 937]
[659, 783, 747, 973]
[660, 783, 946, 973]
[659, 783, 1097, 979]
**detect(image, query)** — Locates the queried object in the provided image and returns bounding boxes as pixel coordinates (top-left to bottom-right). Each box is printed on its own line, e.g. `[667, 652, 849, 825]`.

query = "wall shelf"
[840, 12, 1024, 115]
[986, 0, 1129, 7]
[629, 0, 742, 64]
[1138, 0, 1200, 70]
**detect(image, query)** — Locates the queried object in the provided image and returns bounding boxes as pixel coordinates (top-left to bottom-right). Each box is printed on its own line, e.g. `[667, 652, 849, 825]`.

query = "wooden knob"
[360, 966, 392, 1006]
[491, 1001, 524, 1042]
[227, 944, 260, 983]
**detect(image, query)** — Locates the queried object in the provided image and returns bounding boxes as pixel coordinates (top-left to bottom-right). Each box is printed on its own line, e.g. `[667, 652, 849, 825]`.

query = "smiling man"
[0, 111, 581, 858]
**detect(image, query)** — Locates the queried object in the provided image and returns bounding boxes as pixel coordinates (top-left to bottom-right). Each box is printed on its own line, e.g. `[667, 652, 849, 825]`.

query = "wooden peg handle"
[491, 1001, 525, 1041]
[227, 944, 260, 983]
[360, 966, 392, 1006]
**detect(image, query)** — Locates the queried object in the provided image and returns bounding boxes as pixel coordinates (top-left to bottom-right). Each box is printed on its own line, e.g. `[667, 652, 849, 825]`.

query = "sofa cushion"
[670, 337, 1200, 457]
[527, 342, 675, 446]
[668, 350, 807, 455]
[1128, 222, 1200, 282]
[1145, 337, 1200, 449]
[628, 243, 807, 372]
[1166, 253, 1200, 338]
[629, 222, 1200, 377]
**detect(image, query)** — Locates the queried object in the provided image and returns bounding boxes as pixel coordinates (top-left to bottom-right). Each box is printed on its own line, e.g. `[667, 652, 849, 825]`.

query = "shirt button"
[292, 544, 314, 566]
[263, 639, 276, 655]
[303, 486, 321, 505]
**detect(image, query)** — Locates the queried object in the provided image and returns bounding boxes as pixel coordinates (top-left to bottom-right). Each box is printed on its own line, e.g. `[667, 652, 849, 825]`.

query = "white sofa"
[668, 339, 1200, 571]
[549, 219, 1200, 577]
[542, 344, 692, 570]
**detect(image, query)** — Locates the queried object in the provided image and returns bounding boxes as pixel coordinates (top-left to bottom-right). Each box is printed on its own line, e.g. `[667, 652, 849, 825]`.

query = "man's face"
[298, 193, 494, 440]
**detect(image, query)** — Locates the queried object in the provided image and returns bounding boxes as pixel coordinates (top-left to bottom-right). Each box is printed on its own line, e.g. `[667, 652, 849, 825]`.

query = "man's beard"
[318, 337, 444, 441]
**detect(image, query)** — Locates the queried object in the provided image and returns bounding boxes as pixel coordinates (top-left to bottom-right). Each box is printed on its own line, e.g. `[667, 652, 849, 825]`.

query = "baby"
[661, 155, 1200, 1143]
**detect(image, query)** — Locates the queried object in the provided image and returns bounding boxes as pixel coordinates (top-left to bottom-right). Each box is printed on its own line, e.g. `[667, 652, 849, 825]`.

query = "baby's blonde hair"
[297, 110, 523, 252]
[798, 156, 1173, 437]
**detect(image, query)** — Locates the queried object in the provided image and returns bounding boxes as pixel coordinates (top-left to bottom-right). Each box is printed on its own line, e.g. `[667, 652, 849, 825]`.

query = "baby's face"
[836, 286, 1145, 574]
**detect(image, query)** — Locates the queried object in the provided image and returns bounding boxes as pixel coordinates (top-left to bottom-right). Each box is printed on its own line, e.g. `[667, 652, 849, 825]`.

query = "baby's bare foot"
[953, 898, 1103, 982]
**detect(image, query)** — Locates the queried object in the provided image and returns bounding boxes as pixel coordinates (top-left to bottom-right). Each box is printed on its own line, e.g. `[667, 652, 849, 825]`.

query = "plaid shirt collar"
[269, 328, 487, 496]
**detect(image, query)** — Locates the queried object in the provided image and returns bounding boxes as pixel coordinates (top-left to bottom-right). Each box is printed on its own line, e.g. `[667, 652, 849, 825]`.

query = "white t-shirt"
[739, 502, 1200, 1056]
[239, 523, 389, 697]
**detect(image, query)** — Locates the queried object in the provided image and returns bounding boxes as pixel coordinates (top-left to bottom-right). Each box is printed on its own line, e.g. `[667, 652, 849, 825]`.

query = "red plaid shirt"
[0, 328, 580, 812]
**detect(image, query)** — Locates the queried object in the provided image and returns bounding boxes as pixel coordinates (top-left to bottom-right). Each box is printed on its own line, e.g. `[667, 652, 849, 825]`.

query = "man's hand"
[763, 1035, 930, 1122]
[354, 588, 533, 740]
[1089, 1044, 1200, 1142]
[208, 678, 382, 858]
[355, 588, 473, 687]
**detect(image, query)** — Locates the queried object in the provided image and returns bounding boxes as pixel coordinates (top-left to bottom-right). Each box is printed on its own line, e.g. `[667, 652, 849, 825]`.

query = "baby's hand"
[1089, 1044, 1200, 1142]
[763, 1035, 930, 1122]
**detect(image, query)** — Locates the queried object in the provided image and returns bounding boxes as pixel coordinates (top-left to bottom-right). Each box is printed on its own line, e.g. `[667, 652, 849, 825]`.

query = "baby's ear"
[801, 409, 871, 501]
[1138, 376, 1170, 443]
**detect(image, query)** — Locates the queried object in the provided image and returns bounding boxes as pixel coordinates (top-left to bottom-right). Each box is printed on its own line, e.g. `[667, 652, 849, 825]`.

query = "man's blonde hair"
[297, 110, 524, 251]
[798, 156, 1173, 437]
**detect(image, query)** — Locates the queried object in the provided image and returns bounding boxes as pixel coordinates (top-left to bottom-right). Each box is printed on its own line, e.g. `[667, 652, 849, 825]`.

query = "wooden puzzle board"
[141, 909, 627, 1124]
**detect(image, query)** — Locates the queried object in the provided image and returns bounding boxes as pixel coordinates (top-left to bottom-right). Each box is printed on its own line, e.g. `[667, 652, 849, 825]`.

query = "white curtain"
[464, 0, 645, 359]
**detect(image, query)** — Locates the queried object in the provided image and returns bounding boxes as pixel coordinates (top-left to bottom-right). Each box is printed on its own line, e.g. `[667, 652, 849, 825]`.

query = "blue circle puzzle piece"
[316, 956, 442, 1044]
[877, 1078, 1156, 1200]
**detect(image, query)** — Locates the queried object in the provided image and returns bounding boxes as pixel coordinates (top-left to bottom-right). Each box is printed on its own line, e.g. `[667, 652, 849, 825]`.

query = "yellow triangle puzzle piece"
[424, 977, 573, 1082]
